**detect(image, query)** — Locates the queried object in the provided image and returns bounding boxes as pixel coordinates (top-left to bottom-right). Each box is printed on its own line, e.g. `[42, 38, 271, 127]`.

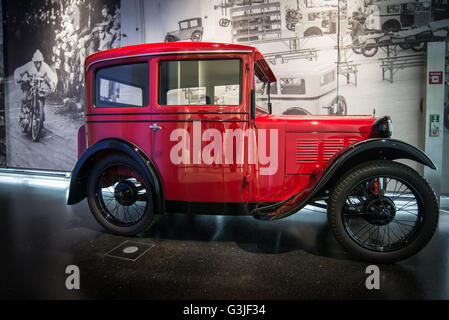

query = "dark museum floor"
[1, 173, 449, 300]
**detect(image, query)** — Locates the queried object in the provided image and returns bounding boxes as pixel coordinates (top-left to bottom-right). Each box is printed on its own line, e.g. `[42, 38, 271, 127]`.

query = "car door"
[86, 57, 154, 161]
[149, 53, 252, 213]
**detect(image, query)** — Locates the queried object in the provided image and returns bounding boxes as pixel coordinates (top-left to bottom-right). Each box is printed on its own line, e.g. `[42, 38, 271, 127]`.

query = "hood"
[272, 114, 377, 133]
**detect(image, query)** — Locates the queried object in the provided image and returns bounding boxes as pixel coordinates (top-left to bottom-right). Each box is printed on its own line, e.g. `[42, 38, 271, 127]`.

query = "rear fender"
[66, 138, 164, 215]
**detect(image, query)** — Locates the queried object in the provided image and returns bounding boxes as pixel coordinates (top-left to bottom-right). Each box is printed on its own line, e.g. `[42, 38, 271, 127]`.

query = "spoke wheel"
[31, 99, 43, 142]
[342, 176, 422, 252]
[361, 43, 378, 57]
[328, 96, 347, 115]
[191, 31, 203, 42]
[87, 154, 157, 235]
[327, 160, 438, 263]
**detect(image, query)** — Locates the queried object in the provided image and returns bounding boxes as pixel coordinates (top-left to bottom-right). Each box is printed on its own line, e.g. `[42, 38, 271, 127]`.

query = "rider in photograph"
[14, 49, 58, 125]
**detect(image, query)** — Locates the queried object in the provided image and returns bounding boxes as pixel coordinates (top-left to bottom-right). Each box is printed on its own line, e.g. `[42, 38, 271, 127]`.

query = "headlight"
[372, 116, 393, 138]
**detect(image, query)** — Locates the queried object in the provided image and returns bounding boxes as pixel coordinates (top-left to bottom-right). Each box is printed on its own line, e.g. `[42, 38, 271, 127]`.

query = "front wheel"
[352, 39, 362, 54]
[327, 160, 438, 263]
[31, 99, 44, 142]
[328, 96, 347, 115]
[87, 154, 158, 236]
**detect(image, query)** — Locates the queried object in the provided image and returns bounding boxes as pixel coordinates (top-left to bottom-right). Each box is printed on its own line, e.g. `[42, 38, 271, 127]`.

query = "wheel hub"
[114, 180, 137, 206]
[364, 196, 396, 226]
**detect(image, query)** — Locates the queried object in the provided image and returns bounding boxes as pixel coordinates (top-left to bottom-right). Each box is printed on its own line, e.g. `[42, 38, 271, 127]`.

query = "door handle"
[149, 123, 162, 131]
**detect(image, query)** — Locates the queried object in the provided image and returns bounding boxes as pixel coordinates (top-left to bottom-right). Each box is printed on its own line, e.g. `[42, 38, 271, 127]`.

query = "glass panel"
[99, 79, 143, 106]
[320, 70, 335, 86]
[159, 59, 241, 106]
[255, 78, 270, 111]
[387, 5, 400, 14]
[190, 19, 198, 27]
[95, 62, 148, 108]
[280, 78, 306, 95]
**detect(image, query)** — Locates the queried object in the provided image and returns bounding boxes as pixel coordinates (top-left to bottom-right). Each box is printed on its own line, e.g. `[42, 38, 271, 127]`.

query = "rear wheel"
[87, 154, 158, 236]
[304, 27, 322, 37]
[327, 160, 438, 263]
[361, 42, 378, 57]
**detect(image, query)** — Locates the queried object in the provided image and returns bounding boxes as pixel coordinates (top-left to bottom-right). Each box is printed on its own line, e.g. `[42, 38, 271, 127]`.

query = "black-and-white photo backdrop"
[1, 0, 449, 171]
[3, 0, 121, 170]
[0, 0, 5, 167]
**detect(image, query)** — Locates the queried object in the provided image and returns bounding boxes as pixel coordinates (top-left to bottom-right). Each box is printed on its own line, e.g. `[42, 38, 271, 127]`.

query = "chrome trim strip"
[85, 50, 253, 71]
[0, 168, 71, 179]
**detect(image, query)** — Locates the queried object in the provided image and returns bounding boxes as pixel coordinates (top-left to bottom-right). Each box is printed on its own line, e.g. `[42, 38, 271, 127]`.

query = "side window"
[190, 19, 198, 27]
[320, 70, 335, 86]
[158, 59, 241, 106]
[94, 62, 149, 108]
[280, 78, 306, 95]
[179, 21, 189, 29]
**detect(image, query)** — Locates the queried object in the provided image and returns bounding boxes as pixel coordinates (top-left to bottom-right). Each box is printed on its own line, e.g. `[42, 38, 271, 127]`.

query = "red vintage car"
[67, 42, 438, 263]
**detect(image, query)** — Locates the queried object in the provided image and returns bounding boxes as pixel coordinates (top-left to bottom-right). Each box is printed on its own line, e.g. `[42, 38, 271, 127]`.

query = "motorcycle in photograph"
[350, 17, 379, 58]
[18, 75, 47, 142]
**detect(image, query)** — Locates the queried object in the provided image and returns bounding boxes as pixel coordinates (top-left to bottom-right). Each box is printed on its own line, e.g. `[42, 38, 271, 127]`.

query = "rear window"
[158, 59, 241, 106]
[94, 62, 149, 108]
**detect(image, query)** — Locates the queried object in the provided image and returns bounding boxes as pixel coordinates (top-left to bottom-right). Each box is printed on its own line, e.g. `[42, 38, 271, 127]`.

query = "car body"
[295, 6, 338, 38]
[260, 62, 346, 115]
[67, 42, 439, 263]
[365, 0, 432, 32]
[164, 17, 203, 42]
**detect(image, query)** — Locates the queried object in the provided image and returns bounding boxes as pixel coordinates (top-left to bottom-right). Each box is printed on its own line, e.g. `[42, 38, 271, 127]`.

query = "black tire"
[410, 42, 425, 52]
[191, 31, 203, 42]
[87, 153, 158, 236]
[164, 35, 177, 42]
[327, 160, 438, 263]
[361, 43, 378, 57]
[328, 96, 347, 115]
[31, 99, 44, 142]
[352, 39, 362, 54]
[304, 27, 322, 37]
[382, 20, 401, 33]
[398, 42, 411, 50]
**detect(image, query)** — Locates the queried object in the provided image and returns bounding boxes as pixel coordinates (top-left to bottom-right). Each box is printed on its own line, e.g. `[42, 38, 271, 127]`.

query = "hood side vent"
[323, 139, 345, 162]
[296, 139, 319, 164]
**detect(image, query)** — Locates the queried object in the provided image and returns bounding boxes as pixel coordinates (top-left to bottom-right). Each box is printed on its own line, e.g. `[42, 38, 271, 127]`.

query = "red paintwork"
[83, 42, 377, 208]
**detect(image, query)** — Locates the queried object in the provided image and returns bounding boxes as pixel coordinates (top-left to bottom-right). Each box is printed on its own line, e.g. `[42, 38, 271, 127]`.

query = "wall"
[2, 0, 121, 171]
[0, 0, 448, 172]
[0, 0, 5, 167]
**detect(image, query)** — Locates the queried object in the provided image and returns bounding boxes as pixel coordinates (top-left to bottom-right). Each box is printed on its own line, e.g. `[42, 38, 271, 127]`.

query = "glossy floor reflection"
[1, 175, 448, 299]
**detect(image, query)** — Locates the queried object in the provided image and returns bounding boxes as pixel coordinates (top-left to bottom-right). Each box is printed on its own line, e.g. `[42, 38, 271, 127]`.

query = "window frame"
[93, 61, 150, 109]
[156, 57, 243, 108]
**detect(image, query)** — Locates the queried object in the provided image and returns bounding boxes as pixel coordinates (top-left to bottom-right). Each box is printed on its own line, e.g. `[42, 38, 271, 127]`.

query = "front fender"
[331, 138, 436, 170]
[252, 138, 435, 220]
[315, 138, 436, 195]
[66, 138, 164, 214]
